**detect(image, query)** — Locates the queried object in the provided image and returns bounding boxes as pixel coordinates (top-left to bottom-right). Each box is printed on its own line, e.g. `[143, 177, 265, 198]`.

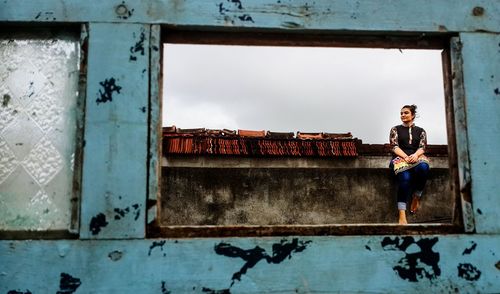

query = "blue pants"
[392, 162, 430, 210]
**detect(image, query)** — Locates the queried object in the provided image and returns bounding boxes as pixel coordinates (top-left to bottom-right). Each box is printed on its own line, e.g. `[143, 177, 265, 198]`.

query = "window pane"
[0, 32, 80, 231]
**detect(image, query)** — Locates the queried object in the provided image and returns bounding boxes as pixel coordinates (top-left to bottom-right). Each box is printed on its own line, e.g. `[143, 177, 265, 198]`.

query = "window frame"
[147, 29, 469, 237]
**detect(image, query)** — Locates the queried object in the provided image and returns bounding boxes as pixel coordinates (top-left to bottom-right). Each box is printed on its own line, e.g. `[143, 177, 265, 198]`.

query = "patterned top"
[389, 124, 427, 156]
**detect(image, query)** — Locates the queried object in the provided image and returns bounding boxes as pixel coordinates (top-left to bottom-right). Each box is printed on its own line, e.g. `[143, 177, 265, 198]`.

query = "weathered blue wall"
[1, 0, 499, 292]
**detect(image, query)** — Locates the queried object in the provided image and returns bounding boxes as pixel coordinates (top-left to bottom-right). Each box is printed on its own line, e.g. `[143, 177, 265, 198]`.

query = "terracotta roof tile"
[238, 129, 266, 138]
[296, 132, 323, 139]
[266, 131, 294, 139]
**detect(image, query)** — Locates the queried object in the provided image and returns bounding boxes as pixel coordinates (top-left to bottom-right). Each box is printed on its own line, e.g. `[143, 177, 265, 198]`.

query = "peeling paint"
[381, 237, 440, 282]
[130, 29, 146, 61]
[32, 11, 56, 20]
[114, 204, 141, 220]
[161, 281, 171, 294]
[108, 250, 123, 261]
[238, 14, 254, 22]
[116, 1, 135, 19]
[215, 238, 311, 287]
[148, 240, 166, 256]
[202, 287, 231, 294]
[89, 213, 108, 235]
[96, 78, 122, 105]
[56, 273, 81, 294]
[457, 263, 481, 281]
[462, 241, 477, 255]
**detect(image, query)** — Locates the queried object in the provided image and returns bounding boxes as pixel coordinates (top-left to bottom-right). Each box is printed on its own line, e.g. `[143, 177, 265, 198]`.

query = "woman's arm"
[394, 146, 410, 159]
[407, 130, 427, 163]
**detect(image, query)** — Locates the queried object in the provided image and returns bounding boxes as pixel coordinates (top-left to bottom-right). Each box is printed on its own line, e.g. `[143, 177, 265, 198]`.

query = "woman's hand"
[406, 153, 419, 163]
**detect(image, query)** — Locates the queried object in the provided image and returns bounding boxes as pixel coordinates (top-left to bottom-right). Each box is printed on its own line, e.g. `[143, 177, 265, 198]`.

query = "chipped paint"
[161, 281, 171, 294]
[201, 287, 231, 294]
[89, 213, 108, 235]
[96, 78, 122, 104]
[57, 273, 81, 294]
[114, 204, 141, 221]
[457, 263, 481, 281]
[108, 250, 123, 261]
[148, 240, 166, 256]
[129, 28, 146, 61]
[462, 241, 477, 255]
[215, 238, 312, 287]
[381, 237, 441, 282]
[116, 1, 134, 20]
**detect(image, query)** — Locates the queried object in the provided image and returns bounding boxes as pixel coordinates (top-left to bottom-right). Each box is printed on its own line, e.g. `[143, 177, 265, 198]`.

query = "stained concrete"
[161, 155, 452, 225]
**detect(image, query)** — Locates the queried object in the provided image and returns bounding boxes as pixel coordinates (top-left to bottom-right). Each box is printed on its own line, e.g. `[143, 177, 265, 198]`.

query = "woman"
[389, 104, 430, 225]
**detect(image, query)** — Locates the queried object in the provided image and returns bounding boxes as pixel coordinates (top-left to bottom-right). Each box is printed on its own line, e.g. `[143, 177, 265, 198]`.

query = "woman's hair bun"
[402, 104, 418, 116]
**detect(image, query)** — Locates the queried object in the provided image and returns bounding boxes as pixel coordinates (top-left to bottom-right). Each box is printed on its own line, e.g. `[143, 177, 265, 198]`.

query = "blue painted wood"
[450, 37, 474, 232]
[80, 23, 150, 239]
[0, 0, 499, 33]
[0, 236, 499, 293]
[148, 25, 161, 225]
[1, 0, 500, 292]
[460, 33, 500, 234]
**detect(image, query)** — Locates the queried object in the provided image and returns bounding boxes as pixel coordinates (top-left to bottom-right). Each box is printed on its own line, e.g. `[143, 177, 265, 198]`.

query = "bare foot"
[410, 195, 420, 214]
[398, 210, 408, 225]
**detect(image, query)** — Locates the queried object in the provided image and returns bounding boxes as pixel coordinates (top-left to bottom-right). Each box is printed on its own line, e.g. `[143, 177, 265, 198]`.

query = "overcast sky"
[163, 44, 447, 144]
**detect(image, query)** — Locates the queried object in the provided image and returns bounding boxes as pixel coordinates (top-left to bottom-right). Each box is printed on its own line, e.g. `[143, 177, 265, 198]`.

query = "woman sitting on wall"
[389, 104, 430, 225]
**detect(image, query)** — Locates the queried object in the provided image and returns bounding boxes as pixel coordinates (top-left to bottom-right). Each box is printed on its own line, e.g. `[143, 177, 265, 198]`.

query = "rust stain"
[472, 6, 484, 16]
[2, 94, 11, 107]
[438, 25, 448, 32]
[116, 3, 128, 16]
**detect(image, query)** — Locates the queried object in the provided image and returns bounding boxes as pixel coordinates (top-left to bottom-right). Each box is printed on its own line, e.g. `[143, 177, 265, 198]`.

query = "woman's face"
[400, 107, 415, 124]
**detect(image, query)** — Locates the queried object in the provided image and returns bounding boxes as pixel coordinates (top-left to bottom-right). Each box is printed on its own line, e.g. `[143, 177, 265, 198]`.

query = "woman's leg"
[396, 170, 412, 224]
[410, 162, 430, 213]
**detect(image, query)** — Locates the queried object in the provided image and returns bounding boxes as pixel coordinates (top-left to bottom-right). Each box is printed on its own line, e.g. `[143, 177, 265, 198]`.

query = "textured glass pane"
[0, 32, 80, 231]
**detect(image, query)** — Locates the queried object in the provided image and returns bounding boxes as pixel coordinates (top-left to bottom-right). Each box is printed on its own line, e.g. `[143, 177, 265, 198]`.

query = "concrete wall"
[161, 156, 452, 225]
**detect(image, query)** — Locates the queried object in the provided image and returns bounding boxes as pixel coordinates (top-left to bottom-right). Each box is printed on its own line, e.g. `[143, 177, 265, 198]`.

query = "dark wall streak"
[7, 290, 32, 294]
[381, 237, 441, 282]
[215, 238, 311, 287]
